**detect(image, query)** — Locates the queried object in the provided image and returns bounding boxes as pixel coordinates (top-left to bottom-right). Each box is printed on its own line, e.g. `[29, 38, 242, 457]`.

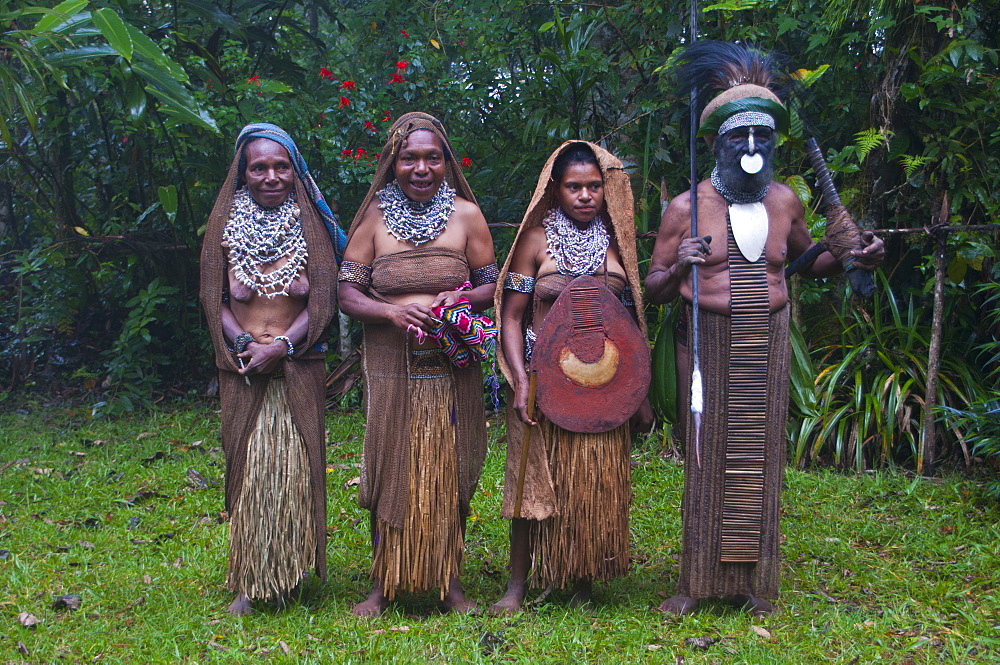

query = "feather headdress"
[675, 41, 789, 143]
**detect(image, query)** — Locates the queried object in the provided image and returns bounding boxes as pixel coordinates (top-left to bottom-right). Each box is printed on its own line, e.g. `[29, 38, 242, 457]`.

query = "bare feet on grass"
[352, 582, 389, 617]
[733, 594, 774, 616]
[488, 580, 526, 616]
[227, 593, 253, 616]
[659, 595, 700, 615]
[441, 576, 478, 614]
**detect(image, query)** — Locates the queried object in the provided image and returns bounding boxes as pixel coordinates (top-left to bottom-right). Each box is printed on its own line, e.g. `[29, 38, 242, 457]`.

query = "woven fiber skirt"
[227, 377, 316, 601]
[528, 419, 632, 588]
[371, 349, 463, 600]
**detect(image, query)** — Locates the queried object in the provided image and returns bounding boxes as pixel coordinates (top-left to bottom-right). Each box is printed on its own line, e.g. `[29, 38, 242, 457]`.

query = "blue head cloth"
[235, 122, 348, 262]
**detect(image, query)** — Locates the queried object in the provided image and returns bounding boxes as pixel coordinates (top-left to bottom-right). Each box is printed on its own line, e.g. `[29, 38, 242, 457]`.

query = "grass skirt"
[226, 378, 316, 601]
[372, 362, 463, 600]
[528, 419, 631, 588]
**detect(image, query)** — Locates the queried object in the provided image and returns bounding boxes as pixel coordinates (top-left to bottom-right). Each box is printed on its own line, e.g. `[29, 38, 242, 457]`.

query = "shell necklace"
[378, 179, 455, 246]
[542, 207, 609, 276]
[223, 186, 307, 298]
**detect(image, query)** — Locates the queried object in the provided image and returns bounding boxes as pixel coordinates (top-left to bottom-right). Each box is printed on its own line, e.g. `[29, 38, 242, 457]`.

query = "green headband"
[698, 97, 789, 138]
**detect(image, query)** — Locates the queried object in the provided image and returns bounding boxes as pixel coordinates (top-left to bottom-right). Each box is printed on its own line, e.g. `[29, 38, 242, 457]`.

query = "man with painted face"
[646, 42, 883, 615]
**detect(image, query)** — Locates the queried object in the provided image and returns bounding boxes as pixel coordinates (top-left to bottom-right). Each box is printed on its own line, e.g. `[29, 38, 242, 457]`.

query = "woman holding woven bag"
[338, 112, 497, 616]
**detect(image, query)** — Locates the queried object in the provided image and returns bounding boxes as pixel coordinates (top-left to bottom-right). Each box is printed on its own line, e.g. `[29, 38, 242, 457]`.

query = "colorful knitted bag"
[428, 282, 497, 368]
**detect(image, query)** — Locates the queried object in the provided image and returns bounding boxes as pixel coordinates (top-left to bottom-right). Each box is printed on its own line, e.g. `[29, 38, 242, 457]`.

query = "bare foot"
[659, 595, 699, 615]
[227, 593, 253, 616]
[352, 584, 389, 617]
[733, 594, 775, 615]
[569, 580, 592, 609]
[488, 584, 526, 616]
[441, 577, 478, 614]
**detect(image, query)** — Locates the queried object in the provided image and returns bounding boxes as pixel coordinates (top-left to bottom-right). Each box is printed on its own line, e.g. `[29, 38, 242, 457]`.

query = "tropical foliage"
[0, 0, 997, 472]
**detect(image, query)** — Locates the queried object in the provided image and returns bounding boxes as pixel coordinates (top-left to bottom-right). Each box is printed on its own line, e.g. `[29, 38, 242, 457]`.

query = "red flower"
[374, 153, 381, 160]
[320, 113, 326, 119]
[400, 30, 410, 37]
[339, 96, 351, 108]
[318, 67, 335, 80]
[353, 148, 367, 160]
[390, 73, 405, 84]
[396, 60, 409, 72]
[382, 111, 392, 122]
[342, 149, 352, 157]
[247, 75, 261, 85]
[341, 80, 356, 90]
[461, 157, 472, 169]
[363, 120, 376, 132]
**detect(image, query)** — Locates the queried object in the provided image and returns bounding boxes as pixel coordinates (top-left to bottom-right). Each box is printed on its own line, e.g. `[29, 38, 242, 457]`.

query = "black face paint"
[713, 125, 774, 196]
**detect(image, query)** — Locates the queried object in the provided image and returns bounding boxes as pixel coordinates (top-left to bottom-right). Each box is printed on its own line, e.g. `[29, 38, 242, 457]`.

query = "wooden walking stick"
[512, 370, 538, 519]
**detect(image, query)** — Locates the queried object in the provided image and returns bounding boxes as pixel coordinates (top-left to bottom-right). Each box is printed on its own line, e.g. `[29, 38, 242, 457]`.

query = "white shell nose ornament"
[741, 152, 764, 174]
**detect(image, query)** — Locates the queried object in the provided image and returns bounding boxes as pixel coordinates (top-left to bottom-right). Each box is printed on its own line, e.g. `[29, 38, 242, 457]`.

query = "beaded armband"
[470, 263, 500, 288]
[338, 261, 373, 288]
[503, 271, 535, 294]
[621, 285, 635, 308]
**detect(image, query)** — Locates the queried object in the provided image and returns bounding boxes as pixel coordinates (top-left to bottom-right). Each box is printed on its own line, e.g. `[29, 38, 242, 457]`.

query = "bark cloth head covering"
[347, 111, 477, 241]
[200, 123, 341, 372]
[495, 141, 647, 430]
[675, 41, 789, 148]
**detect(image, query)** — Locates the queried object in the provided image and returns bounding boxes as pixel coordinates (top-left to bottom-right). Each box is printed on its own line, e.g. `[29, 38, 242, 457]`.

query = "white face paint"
[740, 127, 763, 174]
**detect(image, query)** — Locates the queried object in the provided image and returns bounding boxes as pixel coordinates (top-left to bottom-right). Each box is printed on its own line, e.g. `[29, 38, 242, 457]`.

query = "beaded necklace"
[542, 207, 610, 276]
[378, 180, 455, 246]
[223, 186, 307, 298]
[711, 165, 770, 204]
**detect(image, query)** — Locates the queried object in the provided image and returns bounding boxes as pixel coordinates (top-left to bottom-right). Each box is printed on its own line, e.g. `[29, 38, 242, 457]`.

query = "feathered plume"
[675, 40, 784, 110]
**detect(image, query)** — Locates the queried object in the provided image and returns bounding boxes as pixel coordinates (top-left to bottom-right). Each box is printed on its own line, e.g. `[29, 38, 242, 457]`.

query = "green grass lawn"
[1, 401, 998, 664]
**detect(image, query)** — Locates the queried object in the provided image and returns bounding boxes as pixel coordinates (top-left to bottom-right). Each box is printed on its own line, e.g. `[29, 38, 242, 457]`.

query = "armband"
[470, 263, 500, 288]
[503, 271, 535, 294]
[338, 261, 373, 288]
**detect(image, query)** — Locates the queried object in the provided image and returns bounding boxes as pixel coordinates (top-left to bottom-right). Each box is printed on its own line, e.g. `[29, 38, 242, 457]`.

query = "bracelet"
[471, 263, 500, 288]
[274, 336, 295, 356]
[621, 285, 635, 308]
[233, 332, 255, 354]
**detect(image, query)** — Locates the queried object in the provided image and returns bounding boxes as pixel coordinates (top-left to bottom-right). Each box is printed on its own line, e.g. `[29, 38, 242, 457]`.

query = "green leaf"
[44, 45, 119, 67]
[538, 21, 554, 33]
[92, 8, 132, 61]
[124, 76, 147, 119]
[32, 0, 88, 32]
[158, 185, 178, 218]
[784, 174, 812, 207]
[124, 23, 188, 83]
[790, 64, 830, 88]
[256, 80, 293, 94]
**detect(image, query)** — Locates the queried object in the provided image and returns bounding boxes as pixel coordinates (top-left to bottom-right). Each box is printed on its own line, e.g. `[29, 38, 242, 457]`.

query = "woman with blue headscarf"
[200, 123, 345, 615]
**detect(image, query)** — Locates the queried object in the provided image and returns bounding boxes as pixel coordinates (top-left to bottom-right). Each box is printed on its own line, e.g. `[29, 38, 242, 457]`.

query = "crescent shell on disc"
[729, 201, 769, 263]
[559, 340, 620, 388]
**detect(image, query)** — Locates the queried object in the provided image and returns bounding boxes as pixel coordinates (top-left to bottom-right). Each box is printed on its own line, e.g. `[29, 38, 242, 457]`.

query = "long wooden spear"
[688, 0, 703, 468]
